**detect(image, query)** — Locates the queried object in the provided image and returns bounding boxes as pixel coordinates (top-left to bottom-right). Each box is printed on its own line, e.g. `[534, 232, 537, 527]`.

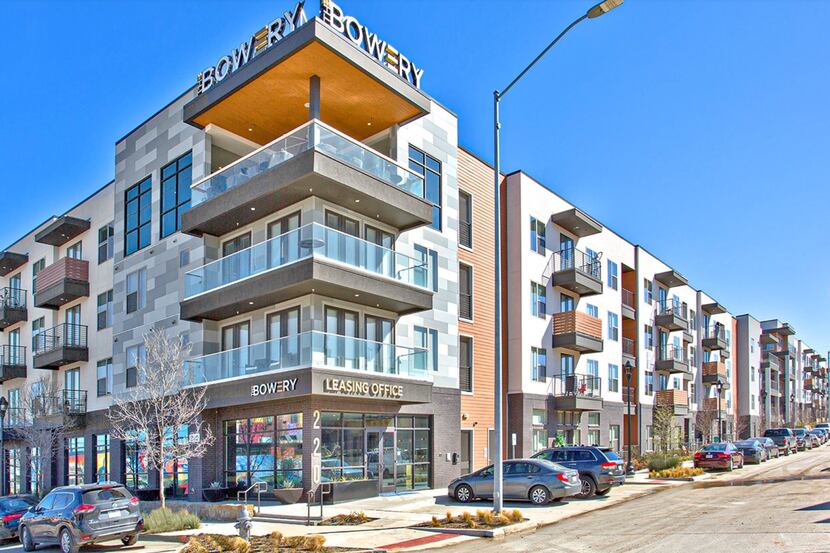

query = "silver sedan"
[448, 459, 581, 505]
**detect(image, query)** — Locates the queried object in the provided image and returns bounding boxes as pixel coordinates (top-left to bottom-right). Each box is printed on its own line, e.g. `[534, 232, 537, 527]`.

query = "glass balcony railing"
[184, 223, 430, 298]
[191, 120, 424, 205]
[185, 331, 430, 385]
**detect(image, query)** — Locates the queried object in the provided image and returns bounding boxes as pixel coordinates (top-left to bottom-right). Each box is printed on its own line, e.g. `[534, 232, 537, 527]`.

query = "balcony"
[0, 287, 27, 330]
[655, 345, 691, 376]
[550, 207, 602, 237]
[655, 301, 688, 331]
[622, 385, 636, 404]
[550, 374, 603, 411]
[621, 288, 636, 320]
[654, 269, 688, 288]
[182, 121, 432, 237]
[33, 257, 89, 310]
[655, 389, 689, 416]
[702, 325, 729, 351]
[34, 215, 90, 247]
[763, 354, 782, 372]
[682, 323, 693, 344]
[622, 337, 636, 366]
[702, 360, 728, 386]
[33, 323, 88, 369]
[186, 332, 433, 403]
[805, 378, 814, 391]
[0, 345, 26, 382]
[181, 223, 433, 321]
[0, 251, 27, 277]
[703, 397, 724, 412]
[6, 390, 87, 428]
[545, 248, 603, 297]
[552, 311, 603, 353]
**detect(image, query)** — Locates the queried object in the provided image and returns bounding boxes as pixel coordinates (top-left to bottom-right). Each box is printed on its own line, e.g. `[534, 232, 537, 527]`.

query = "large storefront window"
[225, 414, 303, 491]
[125, 432, 149, 490]
[66, 437, 85, 486]
[8, 449, 21, 494]
[95, 434, 110, 482]
[163, 426, 190, 497]
[321, 413, 431, 491]
[30, 447, 41, 496]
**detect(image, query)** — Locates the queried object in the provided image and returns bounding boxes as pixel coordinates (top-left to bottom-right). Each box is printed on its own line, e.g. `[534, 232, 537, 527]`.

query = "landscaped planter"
[323, 480, 378, 504]
[202, 488, 227, 502]
[272, 488, 304, 504]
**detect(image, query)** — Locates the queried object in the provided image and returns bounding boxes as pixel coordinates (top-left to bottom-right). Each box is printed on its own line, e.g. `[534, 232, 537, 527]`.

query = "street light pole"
[0, 397, 7, 496]
[624, 361, 634, 474]
[491, 0, 623, 513]
[716, 380, 723, 443]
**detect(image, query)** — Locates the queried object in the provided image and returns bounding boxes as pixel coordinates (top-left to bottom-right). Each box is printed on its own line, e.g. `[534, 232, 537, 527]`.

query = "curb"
[412, 520, 537, 539]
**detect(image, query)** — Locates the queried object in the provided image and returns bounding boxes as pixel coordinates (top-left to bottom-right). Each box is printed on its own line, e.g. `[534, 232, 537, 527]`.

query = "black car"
[531, 446, 626, 498]
[734, 439, 766, 464]
[19, 482, 143, 553]
[749, 437, 780, 459]
[0, 496, 38, 541]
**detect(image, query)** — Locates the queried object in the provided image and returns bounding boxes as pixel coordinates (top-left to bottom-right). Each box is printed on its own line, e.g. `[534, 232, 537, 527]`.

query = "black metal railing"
[5, 389, 87, 425]
[656, 300, 688, 319]
[623, 337, 636, 356]
[704, 324, 727, 341]
[0, 345, 26, 366]
[552, 248, 602, 280]
[459, 292, 473, 320]
[32, 323, 88, 355]
[551, 374, 602, 398]
[657, 345, 688, 363]
[0, 287, 26, 309]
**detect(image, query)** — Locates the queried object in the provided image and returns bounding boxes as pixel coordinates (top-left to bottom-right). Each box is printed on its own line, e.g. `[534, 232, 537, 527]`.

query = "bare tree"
[107, 329, 214, 509]
[695, 408, 718, 444]
[12, 376, 80, 495]
[651, 405, 675, 452]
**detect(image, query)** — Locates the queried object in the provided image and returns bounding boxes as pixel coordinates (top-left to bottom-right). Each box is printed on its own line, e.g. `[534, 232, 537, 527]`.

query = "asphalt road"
[0, 539, 178, 553]
[444, 446, 830, 553]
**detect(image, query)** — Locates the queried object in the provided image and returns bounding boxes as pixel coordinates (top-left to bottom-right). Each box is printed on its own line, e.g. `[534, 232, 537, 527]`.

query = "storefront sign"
[250, 378, 299, 397]
[319, 0, 424, 89]
[197, 1, 308, 95]
[323, 378, 404, 399]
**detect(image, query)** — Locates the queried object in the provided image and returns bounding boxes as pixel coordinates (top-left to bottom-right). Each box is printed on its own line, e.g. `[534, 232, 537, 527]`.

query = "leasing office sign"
[319, 0, 424, 89]
[196, 1, 308, 95]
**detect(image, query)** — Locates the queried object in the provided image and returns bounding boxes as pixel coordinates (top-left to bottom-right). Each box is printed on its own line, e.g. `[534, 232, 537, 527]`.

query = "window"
[588, 429, 600, 447]
[408, 145, 441, 231]
[531, 409, 547, 453]
[586, 303, 598, 318]
[414, 244, 438, 292]
[530, 216, 546, 255]
[607, 311, 619, 341]
[66, 241, 82, 260]
[609, 425, 620, 452]
[98, 223, 114, 263]
[645, 371, 654, 395]
[97, 358, 113, 397]
[531, 347, 547, 381]
[560, 293, 574, 312]
[126, 268, 147, 313]
[459, 190, 472, 248]
[125, 176, 152, 256]
[97, 290, 113, 330]
[690, 383, 696, 403]
[560, 353, 574, 376]
[225, 415, 303, 491]
[126, 344, 146, 388]
[66, 437, 85, 486]
[751, 367, 756, 382]
[607, 260, 618, 290]
[8, 389, 20, 425]
[459, 263, 473, 320]
[31, 258, 45, 293]
[95, 434, 110, 482]
[608, 364, 620, 392]
[689, 309, 696, 330]
[160, 152, 193, 238]
[587, 359, 599, 380]
[414, 326, 439, 372]
[750, 338, 755, 353]
[531, 281, 546, 318]
[31, 317, 45, 351]
[459, 336, 473, 392]
[643, 278, 652, 304]
[644, 325, 654, 350]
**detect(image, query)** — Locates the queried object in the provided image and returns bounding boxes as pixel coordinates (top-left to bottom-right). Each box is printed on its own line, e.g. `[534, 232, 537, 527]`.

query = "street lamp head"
[587, 0, 623, 19]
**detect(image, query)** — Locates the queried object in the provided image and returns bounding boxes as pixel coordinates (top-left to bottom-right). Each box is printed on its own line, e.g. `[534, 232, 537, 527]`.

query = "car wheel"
[727, 459, 734, 472]
[60, 528, 79, 553]
[576, 476, 597, 498]
[20, 526, 35, 552]
[529, 485, 550, 505]
[454, 484, 474, 503]
[595, 487, 611, 497]
[122, 534, 138, 546]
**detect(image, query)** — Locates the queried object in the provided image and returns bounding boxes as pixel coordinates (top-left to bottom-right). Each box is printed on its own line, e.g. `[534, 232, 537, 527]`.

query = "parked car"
[734, 439, 766, 464]
[793, 428, 815, 450]
[750, 437, 780, 459]
[809, 428, 828, 444]
[19, 482, 143, 553]
[448, 459, 581, 505]
[531, 446, 626, 498]
[763, 428, 797, 455]
[816, 422, 829, 430]
[0, 496, 38, 541]
[694, 443, 744, 471]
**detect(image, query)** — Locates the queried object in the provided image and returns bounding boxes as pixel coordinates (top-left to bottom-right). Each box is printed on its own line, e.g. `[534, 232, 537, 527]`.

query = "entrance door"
[460, 430, 473, 475]
[366, 430, 395, 493]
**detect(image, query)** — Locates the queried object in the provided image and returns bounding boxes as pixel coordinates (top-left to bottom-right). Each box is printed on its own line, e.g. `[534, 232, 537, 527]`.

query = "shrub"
[647, 453, 681, 472]
[144, 508, 201, 533]
[430, 516, 441, 527]
[460, 511, 476, 527]
[445, 511, 455, 523]
[280, 535, 325, 552]
[212, 536, 249, 553]
[508, 509, 524, 523]
[650, 466, 704, 479]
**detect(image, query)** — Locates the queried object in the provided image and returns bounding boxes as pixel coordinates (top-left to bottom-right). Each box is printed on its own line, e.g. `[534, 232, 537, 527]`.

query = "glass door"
[365, 316, 394, 374]
[65, 305, 81, 347]
[65, 368, 81, 412]
[266, 307, 300, 370]
[364, 225, 394, 278]
[559, 235, 573, 270]
[325, 307, 358, 369]
[268, 212, 301, 266]
[366, 429, 395, 493]
[222, 322, 250, 377]
[222, 232, 252, 284]
[325, 211, 360, 266]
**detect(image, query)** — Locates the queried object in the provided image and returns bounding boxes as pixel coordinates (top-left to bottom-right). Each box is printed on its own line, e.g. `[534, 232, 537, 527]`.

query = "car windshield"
[793, 429, 806, 436]
[0, 498, 36, 512]
[702, 444, 728, 451]
[735, 440, 756, 447]
[750, 437, 770, 444]
[765, 429, 788, 436]
[83, 487, 131, 504]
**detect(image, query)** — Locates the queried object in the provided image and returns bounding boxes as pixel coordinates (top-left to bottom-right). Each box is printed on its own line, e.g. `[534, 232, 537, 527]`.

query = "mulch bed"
[319, 514, 378, 526]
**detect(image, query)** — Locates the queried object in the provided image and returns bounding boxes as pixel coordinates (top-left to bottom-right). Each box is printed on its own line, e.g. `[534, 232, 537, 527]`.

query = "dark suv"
[19, 483, 143, 553]
[763, 428, 797, 455]
[531, 446, 625, 498]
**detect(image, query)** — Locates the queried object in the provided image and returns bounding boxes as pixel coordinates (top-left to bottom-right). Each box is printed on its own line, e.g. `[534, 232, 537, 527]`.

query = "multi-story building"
[735, 314, 763, 437]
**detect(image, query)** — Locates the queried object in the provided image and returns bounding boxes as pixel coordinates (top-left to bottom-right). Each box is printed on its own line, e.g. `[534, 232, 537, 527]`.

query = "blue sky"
[1, 0, 828, 352]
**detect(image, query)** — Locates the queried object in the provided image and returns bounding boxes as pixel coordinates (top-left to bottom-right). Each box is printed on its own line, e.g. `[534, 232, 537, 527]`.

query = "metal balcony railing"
[0, 287, 26, 309]
[545, 247, 602, 281]
[5, 389, 87, 426]
[190, 120, 425, 205]
[184, 223, 430, 299]
[656, 300, 688, 319]
[551, 374, 602, 398]
[656, 345, 688, 363]
[622, 337, 636, 356]
[621, 288, 635, 309]
[186, 331, 430, 385]
[703, 324, 729, 343]
[32, 323, 88, 355]
[0, 345, 25, 366]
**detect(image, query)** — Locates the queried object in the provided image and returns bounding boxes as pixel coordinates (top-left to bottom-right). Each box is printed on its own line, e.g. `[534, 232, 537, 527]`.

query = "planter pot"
[203, 488, 227, 502]
[134, 489, 160, 502]
[273, 488, 304, 504]
[323, 480, 378, 504]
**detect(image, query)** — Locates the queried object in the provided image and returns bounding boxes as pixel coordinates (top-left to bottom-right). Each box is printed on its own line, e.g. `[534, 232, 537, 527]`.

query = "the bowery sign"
[323, 378, 404, 399]
[319, 0, 424, 89]
[250, 378, 299, 397]
[196, 1, 308, 95]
